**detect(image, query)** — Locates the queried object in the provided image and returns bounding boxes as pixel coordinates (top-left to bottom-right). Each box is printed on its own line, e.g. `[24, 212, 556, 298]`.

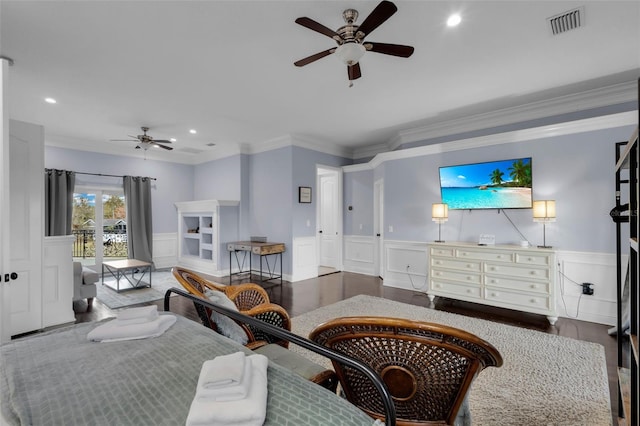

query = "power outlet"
[581, 282, 594, 295]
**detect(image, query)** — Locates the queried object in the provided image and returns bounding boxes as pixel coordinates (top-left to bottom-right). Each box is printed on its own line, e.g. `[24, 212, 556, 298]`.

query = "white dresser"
[427, 242, 557, 325]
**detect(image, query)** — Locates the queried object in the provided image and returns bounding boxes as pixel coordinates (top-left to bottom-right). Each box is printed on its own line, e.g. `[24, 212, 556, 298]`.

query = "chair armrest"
[240, 303, 292, 348]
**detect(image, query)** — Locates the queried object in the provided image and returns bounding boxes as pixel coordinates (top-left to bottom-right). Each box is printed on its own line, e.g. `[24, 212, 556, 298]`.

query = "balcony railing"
[72, 229, 128, 258]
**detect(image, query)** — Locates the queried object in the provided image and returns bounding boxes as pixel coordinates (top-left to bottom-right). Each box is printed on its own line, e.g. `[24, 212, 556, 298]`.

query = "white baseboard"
[343, 235, 376, 276]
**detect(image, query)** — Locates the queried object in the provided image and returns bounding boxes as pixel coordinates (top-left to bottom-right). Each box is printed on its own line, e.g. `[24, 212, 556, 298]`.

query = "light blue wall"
[194, 154, 242, 200]
[249, 147, 294, 272]
[292, 146, 352, 237]
[353, 124, 636, 253]
[344, 169, 374, 235]
[45, 146, 193, 233]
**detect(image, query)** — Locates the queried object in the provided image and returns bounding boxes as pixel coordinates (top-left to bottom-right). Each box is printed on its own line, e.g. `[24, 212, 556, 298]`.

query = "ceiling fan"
[110, 127, 174, 151]
[294, 0, 414, 87]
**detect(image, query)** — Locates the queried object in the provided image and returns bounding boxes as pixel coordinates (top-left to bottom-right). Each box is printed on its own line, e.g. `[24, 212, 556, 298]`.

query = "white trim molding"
[291, 236, 318, 282]
[381, 240, 429, 292]
[153, 232, 178, 270]
[555, 250, 625, 326]
[343, 235, 376, 276]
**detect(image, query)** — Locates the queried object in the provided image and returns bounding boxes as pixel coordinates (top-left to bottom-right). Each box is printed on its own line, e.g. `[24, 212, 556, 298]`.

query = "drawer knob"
[466, 264, 472, 268]
[530, 299, 537, 304]
[435, 284, 441, 288]
[491, 279, 498, 284]
[435, 272, 441, 276]
[467, 289, 472, 293]
[528, 257, 533, 261]
[497, 255, 502, 259]
[491, 267, 496, 271]
[436, 260, 442, 265]
[530, 271, 537, 275]
[531, 284, 538, 289]
[467, 276, 472, 280]
[491, 292, 498, 297]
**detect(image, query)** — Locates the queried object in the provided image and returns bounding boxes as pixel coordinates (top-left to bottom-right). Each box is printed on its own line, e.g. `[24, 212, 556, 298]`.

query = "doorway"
[316, 166, 343, 276]
[73, 188, 127, 269]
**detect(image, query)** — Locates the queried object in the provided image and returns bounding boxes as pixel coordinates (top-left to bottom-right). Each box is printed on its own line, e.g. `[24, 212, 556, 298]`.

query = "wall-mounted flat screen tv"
[439, 157, 532, 210]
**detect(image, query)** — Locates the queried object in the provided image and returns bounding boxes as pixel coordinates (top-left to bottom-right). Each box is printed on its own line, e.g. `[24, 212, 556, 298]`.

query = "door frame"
[316, 165, 343, 272]
[1, 59, 9, 342]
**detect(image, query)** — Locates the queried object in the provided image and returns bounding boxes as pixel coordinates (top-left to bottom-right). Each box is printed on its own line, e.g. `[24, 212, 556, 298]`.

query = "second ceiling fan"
[294, 0, 414, 86]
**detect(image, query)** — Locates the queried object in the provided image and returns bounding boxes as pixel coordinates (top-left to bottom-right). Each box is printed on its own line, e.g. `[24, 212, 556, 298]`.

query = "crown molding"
[344, 111, 637, 173]
[390, 80, 637, 151]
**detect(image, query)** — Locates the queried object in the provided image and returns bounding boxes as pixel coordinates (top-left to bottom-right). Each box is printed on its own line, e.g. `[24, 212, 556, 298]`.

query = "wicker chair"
[172, 266, 290, 348]
[171, 267, 338, 392]
[309, 316, 503, 425]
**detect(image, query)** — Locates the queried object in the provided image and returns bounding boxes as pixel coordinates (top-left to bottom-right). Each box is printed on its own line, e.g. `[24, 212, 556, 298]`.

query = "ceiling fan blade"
[109, 139, 138, 142]
[295, 17, 341, 40]
[356, 1, 397, 39]
[348, 63, 362, 80]
[364, 42, 414, 58]
[153, 143, 173, 151]
[294, 48, 335, 67]
[152, 140, 172, 144]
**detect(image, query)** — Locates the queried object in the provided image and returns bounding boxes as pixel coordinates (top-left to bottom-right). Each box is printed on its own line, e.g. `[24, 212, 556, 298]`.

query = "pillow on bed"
[203, 289, 249, 345]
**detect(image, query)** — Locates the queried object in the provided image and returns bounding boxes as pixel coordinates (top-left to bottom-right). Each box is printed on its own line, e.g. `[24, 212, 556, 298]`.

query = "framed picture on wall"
[299, 186, 312, 203]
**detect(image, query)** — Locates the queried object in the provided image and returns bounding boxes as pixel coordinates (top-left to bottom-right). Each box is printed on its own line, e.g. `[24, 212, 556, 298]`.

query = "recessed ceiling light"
[44, 97, 57, 104]
[189, 129, 197, 134]
[447, 14, 461, 27]
[170, 138, 177, 142]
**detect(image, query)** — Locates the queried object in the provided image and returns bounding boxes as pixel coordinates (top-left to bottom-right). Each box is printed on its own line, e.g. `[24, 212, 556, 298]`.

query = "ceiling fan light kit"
[294, 0, 414, 87]
[110, 126, 174, 152]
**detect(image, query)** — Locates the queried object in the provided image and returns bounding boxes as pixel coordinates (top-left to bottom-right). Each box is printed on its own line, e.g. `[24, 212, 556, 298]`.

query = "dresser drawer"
[515, 252, 553, 267]
[430, 279, 481, 299]
[456, 249, 513, 263]
[431, 257, 481, 272]
[485, 275, 551, 294]
[484, 263, 550, 280]
[430, 246, 455, 257]
[432, 268, 481, 285]
[484, 287, 552, 312]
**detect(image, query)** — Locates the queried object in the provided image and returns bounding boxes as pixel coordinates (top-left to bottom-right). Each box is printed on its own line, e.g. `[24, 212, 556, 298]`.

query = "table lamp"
[532, 200, 556, 248]
[432, 203, 448, 243]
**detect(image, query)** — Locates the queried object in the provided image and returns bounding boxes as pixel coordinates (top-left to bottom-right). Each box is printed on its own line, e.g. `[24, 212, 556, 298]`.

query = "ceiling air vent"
[548, 7, 584, 35]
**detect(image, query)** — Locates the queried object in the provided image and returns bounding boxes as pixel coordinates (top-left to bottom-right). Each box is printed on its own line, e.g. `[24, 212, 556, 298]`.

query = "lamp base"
[537, 245, 552, 249]
[434, 240, 445, 243]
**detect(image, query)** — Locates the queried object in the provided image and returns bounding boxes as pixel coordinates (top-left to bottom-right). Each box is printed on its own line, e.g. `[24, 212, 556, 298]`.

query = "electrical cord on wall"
[557, 263, 587, 319]
[499, 209, 531, 245]
[405, 265, 428, 292]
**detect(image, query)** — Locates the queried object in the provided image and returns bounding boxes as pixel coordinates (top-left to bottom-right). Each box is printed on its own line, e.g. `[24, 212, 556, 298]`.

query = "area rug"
[291, 295, 611, 426]
[96, 270, 182, 309]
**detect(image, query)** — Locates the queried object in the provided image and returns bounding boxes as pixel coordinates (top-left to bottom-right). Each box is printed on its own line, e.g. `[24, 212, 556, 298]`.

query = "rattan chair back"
[309, 316, 503, 426]
[171, 267, 291, 348]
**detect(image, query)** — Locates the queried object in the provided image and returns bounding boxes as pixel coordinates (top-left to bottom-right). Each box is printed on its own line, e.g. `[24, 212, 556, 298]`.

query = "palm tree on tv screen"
[508, 159, 532, 187]
[490, 169, 504, 186]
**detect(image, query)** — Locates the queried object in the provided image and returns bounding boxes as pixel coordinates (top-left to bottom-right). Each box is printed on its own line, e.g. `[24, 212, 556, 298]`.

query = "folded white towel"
[199, 351, 246, 389]
[186, 354, 269, 426]
[87, 314, 177, 342]
[116, 305, 158, 325]
[198, 357, 251, 402]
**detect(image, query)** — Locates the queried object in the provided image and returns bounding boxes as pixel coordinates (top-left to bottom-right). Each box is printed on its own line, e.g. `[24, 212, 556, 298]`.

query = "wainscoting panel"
[343, 235, 376, 276]
[382, 240, 429, 292]
[153, 233, 178, 270]
[291, 237, 317, 282]
[556, 250, 625, 326]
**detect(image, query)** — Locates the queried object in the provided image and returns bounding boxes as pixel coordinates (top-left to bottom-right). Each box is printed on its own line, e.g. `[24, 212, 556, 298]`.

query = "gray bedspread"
[1, 314, 374, 426]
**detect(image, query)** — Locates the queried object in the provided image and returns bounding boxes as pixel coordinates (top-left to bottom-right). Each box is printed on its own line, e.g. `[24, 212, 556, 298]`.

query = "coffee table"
[102, 259, 152, 293]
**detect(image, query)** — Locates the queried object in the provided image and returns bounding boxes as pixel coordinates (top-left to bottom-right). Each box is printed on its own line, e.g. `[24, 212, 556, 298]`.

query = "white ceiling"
[2, 1, 639, 164]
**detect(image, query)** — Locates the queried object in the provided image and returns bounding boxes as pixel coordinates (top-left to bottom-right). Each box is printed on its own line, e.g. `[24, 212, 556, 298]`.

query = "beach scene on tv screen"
[440, 158, 532, 209]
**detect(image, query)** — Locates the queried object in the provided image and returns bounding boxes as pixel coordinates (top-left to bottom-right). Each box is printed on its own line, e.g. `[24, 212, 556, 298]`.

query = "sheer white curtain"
[44, 168, 75, 236]
[123, 175, 153, 267]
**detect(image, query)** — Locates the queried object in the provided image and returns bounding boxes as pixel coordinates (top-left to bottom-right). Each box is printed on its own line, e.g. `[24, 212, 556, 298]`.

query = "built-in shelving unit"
[614, 99, 639, 425]
[175, 200, 239, 277]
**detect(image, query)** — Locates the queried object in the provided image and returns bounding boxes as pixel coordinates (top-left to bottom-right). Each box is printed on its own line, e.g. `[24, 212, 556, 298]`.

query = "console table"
[427, 242, 557, 325]
[227, 241, 285, 290]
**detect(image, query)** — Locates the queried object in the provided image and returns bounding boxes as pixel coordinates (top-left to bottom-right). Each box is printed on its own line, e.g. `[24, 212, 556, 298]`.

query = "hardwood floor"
[73, 271, 621, 424]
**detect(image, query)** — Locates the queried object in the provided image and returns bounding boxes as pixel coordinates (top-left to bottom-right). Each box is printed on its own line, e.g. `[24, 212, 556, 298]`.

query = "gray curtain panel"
[45, 168, 75, 236]
[123, 175, 154, 267]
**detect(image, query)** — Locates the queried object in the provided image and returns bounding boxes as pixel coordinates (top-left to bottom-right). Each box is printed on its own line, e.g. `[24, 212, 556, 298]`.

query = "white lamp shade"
[334, 42, 366, 65]
[432, 203, 449, 222]
[532, 200, 556, 222]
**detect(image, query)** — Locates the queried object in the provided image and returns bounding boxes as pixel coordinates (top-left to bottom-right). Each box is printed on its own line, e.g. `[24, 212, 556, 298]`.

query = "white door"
[374, 179, 384, 278]
[1, 59, 10, 342]
[7, 120, 44, 336]
[319, 173, 338, 268]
